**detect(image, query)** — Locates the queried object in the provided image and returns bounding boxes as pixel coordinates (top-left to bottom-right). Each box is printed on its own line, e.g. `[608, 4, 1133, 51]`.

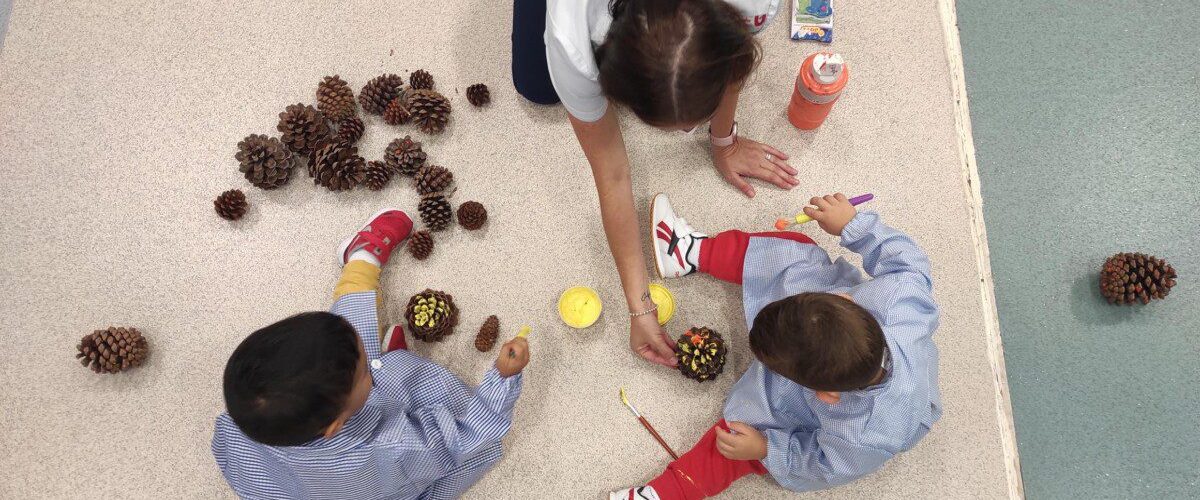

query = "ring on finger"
[765, 153, 774, 161]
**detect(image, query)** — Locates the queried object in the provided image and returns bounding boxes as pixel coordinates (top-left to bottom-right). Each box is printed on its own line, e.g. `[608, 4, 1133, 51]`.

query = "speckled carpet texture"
[0, 1, 1014, 498]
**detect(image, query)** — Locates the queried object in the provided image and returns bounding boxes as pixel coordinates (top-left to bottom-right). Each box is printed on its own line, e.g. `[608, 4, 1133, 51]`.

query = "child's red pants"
[646, 230, 815, 500]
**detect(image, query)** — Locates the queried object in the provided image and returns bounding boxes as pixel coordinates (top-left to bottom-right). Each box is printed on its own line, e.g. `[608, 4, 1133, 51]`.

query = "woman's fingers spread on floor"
[724, 174, 756, 198]
[756, 165, 793, 190]
[763, 143, 790, 161]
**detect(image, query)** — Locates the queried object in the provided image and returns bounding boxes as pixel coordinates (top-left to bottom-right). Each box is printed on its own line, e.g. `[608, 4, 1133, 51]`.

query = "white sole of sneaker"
[649, 193, 667, 280]
[337, 207, 404, 266]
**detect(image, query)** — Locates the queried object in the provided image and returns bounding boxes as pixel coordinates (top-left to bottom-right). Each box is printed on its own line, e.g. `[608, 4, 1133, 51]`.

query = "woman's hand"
[629, 312, 677, 367]
[712, 136, 799, 198]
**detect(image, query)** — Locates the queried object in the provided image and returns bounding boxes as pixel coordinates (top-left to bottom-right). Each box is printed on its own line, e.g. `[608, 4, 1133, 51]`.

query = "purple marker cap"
[848, 193, 874, 206]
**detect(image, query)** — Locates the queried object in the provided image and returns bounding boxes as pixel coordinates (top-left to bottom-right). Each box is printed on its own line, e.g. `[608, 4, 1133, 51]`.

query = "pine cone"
[413, 165, 454, 196]
[336, 116, 364, 145]
[385, 135, 427, 176]
[475, 315, 500, 352]
[384, 98, 411, 125]
[359, 74, 405, 115]
[409, 69, 434, 90]
[405, 289, 459, 342]
[1100, 252, 1177, 305]
[214, 189, 248, 220]
[235, 134, 295, 189]
[309, 142, 366, 191]
[363, 161, 392, 191]
[277, 104, 331, 155]
[675, 327, 727, 383]
[317, 75, 357, 121]
[408, 230, 434, 260]
[406, 89, 451, 134]
[466, 83, 490, 107]
[457, 201, 487, 230]
[418, 193, 453, 231]
[76, 326, 149, 374]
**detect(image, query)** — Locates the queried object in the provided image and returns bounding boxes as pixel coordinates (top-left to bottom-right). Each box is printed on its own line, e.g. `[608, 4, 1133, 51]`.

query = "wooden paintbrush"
[619, 387, 679, 460]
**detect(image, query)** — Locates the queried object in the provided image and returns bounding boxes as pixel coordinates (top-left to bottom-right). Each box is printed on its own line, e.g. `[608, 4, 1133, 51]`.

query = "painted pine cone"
[418, 193, 453, 231]
[413, 165, 454, 196]
[317, 75, 357, 121]
[385, 135, 427, 176]
[363, 161, 392, 191]
[475, 315, 500, 352]
[405, 289, 459, 342]
[214, 189, 248, 220]
[384, 98, 411, 125]
[466, 83, 490, 107]
[309, 142, 366, 191]
[235, 134, 295, 189]
[359, 73, 405, 115]
[408, 230, 434, 260]
[675, 327, 727, 382]
[405, 89, 451, 134]
[277, 104, 331, 155]
[1100, 252, 1177, 305]
[409, 69, 434, 90]
[77, 326, 149, 374]
[336, 116, 364, 145]
[457, 201, 487, 230]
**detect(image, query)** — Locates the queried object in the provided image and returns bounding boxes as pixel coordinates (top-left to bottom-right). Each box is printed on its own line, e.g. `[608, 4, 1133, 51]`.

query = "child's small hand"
[716, 422, 768, 461]
[495, 337, 530, 378]
[802, 193, 856, 236]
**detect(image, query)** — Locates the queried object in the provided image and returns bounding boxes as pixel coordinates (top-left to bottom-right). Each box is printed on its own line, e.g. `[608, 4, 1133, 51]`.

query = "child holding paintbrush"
[612, 193, 941, 499]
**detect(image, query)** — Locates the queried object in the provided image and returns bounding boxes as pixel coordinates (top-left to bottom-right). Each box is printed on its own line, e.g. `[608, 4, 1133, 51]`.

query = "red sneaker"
[337, 209, 413, 266]
[381, 324, 409, 353]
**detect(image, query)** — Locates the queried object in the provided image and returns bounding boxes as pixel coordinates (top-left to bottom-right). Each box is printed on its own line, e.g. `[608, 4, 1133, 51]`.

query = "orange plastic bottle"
[787, 52, 849, 130]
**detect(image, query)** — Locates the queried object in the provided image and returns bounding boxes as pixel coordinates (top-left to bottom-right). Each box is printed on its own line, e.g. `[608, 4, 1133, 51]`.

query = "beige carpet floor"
[0, 1, 1013, 498]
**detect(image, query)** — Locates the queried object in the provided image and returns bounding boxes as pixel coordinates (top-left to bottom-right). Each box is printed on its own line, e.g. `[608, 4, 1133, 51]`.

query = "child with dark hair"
[211, 209, 530, 500]
[611, 193, 941, 499]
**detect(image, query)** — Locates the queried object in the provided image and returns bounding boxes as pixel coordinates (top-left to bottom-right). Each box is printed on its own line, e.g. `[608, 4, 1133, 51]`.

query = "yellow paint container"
[648, 283, 676, 326]
[558, 286, 602, 328]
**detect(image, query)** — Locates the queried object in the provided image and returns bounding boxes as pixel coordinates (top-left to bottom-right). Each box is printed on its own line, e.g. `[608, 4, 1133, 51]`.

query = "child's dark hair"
[598, 0, 761, 127]
[749, 293, 886, 392]
[223, 312, 361, 446]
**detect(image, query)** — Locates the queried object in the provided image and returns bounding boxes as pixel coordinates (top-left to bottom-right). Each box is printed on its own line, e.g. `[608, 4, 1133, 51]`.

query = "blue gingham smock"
[723, 212, 942, 492]
[212, 291, 523, 500]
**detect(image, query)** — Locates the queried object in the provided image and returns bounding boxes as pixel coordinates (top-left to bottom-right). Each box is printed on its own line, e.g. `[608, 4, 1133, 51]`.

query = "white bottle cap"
[811, 53, 845, 85]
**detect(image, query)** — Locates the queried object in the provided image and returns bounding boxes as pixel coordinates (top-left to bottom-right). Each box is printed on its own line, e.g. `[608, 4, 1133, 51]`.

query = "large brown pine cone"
[675, 327, 727, 383]
[418, 193, 453, 231]
[408, 230, 434, 260]
[359, 74, 405, 115]
[475, 315, 500, 352]
[457, 201, 487, 230]
[405, 289, 459, 342]
[405, 89, 451, 134]
[1100, 252, 1177, 305]
[409, 69, 434, 90]
[235, 134, 295, 189]
[363, 160, 392, 191]
[317, 75, 357, 121]
[309, 142, 366, 191]
[77, 326, 149, 374]
[384, 98, 411, 125]
[214, 189, 248, 220]
[277, 104, 331, 155]
[384, 136, 427, 176]
[336, 116, 364, 145]
[413, 165, 454, 196]
[466, 83, 490, 107]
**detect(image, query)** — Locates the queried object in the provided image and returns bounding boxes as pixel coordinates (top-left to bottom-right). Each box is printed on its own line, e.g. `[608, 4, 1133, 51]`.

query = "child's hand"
[495, 337, 530, 378]
[716, 422, 768, 461]
[802, 193, 856, 236]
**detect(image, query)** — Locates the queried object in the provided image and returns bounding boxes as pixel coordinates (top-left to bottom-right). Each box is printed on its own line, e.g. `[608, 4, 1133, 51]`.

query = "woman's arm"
[568, 107, 677, 367]
[709, 84, 800, 197]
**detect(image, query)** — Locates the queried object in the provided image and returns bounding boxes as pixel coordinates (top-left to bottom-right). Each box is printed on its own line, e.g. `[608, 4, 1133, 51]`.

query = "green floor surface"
[957, 1, 1199, 498]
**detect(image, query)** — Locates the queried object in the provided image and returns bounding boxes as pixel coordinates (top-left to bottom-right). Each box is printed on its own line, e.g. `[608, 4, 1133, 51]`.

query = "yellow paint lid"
[648, 283, 676, 326]
[558, 286, 602, 329]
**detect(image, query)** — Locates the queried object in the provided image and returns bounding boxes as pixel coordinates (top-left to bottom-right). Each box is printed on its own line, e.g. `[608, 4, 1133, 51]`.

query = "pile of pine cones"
[1100, 252, 1177, 305]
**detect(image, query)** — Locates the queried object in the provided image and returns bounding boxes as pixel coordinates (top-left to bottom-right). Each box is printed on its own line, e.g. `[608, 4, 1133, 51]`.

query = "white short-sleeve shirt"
[544, 0, 781, 122]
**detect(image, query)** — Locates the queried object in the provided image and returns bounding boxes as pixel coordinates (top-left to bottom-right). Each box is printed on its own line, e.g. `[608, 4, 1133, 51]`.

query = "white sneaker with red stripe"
[650, 193, 706, 279]
[609, 486, 660, 500]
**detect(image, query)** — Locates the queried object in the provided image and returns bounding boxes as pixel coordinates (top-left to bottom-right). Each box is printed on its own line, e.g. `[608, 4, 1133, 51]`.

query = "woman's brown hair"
[597, 0, 762, 127]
